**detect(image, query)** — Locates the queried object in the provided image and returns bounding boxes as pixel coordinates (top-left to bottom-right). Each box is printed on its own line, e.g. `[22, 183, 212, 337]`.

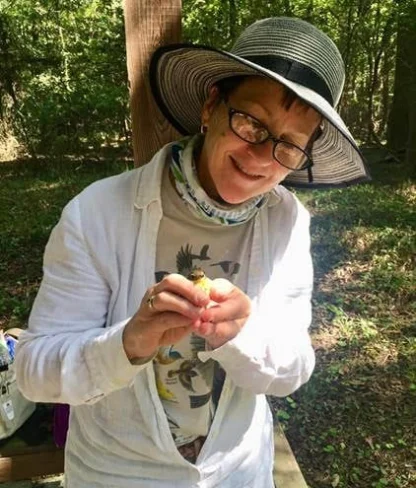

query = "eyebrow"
[236, 99, 273, 119]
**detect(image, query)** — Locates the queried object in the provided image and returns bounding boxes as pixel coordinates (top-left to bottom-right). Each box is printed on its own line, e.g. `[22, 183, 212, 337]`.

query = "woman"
[16, 17, 368, 487]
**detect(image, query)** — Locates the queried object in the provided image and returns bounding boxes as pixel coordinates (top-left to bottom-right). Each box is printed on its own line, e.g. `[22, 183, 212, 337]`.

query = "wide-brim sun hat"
[149, 16, 370, 189]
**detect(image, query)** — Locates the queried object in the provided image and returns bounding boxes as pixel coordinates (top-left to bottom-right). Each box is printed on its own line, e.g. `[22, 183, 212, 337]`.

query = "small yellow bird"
[187, 267, 212, 294]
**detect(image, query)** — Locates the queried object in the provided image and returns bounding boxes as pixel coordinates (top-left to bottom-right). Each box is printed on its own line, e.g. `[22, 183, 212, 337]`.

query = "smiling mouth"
[231, 157, 263, 179]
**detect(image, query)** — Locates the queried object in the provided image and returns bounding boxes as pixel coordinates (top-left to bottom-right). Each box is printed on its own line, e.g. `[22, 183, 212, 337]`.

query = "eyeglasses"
[226, 105, 314, 171]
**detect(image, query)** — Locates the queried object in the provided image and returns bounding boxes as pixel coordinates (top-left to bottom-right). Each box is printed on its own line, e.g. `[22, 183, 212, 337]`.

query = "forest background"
[0, 1, 415, 488]
[1, 0, 416, 161]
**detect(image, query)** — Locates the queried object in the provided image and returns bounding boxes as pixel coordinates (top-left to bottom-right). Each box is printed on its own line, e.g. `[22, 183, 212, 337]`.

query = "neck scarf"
[170, 135, 267, 226]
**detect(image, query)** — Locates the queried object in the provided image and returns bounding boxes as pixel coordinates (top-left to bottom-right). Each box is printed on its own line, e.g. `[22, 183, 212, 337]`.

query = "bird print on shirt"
[155, 243, 240, 282]
[166, 334, 215, 408]
[156, 345, 183, 365]
[210, 260, 240, 276]
[176, 244, 210, 277]
[154, 243, 238, 411]
[155, 369, 177, 402]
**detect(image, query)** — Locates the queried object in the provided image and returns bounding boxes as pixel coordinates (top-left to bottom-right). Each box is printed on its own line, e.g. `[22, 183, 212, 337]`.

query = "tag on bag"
[2, 399, 15, 421]
[0, 382, 15, 428]
[1, 398, 15, 424]
[0, 329, 36, 440]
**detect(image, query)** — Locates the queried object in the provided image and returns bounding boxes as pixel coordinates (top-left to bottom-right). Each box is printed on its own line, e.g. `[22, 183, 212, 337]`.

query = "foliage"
[1, 0, 414, 155]
[387, 0, 416, 164]
[0, 152, 133, 327]
[0, 0, 129, 156]
[270, 157, 415, 488]
[1, 2, 415, 486]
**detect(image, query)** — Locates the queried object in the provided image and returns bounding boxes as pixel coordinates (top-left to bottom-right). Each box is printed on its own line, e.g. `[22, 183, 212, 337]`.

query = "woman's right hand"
[122, 274, 210, 362]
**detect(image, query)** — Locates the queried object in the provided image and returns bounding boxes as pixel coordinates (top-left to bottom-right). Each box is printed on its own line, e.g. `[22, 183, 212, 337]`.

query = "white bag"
[0, 366, 36, 440]
[0, 329, 36, 440]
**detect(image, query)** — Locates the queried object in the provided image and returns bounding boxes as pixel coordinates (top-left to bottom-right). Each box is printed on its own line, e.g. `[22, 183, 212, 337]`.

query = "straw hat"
[150, 17, 370, 188]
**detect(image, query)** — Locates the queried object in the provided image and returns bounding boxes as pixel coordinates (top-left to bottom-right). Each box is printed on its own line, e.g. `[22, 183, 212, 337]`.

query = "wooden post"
[274, 423, 308, 488]
[124, 0, 182, 166]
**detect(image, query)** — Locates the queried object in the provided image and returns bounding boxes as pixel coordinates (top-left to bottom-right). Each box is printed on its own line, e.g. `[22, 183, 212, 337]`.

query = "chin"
[217, 190, 255, 205]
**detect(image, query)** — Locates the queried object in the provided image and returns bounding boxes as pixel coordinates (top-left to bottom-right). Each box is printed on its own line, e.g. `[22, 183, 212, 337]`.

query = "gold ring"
[147, 295, 156, 310]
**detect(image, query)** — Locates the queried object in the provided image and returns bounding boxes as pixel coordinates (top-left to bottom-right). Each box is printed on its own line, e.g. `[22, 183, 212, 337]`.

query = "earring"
[200, 124, 207, 134]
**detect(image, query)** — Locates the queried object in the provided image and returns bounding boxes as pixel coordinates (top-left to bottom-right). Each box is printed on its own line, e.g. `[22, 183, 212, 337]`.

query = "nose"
[244, 139, 275, 164]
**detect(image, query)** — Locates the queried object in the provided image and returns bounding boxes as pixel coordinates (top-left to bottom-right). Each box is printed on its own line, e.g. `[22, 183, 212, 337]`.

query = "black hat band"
[244, 55, 334, 106]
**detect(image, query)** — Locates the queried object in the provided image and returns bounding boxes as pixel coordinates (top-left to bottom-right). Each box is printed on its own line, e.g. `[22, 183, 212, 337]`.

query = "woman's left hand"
[192, 279, 251, 349]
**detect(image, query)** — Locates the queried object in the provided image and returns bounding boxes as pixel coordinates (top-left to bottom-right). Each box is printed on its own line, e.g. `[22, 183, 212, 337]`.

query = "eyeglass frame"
[224, 103, 316, 172]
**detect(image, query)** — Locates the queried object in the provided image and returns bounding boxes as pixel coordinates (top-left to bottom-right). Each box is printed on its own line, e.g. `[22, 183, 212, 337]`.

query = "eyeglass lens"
[229, 110, 309, 170]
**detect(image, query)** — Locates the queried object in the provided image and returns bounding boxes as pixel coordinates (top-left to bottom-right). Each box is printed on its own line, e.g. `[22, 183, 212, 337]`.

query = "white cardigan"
[15, 143, 315, 487]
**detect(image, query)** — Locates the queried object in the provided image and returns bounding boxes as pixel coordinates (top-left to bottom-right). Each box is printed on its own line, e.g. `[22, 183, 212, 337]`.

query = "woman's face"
[197, 77, 322, 204]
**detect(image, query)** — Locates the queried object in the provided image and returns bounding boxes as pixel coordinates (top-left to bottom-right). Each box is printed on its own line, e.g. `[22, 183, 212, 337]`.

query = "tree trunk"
[379, 48, 394, 139]
[366, 9, 395, 143]
[229, 0, 237, 41]
[405, 2, 416, 167]
[407, 79, 416, 168]
[387, 2, 414, 155]
[0, 15, 18, 112]
[123, 0, 182, 167]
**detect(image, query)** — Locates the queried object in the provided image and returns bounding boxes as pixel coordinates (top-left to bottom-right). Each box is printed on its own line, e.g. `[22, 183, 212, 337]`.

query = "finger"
[147, 290, 204, 320]
[151, 311, 195, 332]
[153, 273, 210, 307]
[200, 318, 245, 347]
[208, 278, 234, 302]
[192, 320, 216, 337]
[160, 325, 193, 346]
[200, 294, 251, 324]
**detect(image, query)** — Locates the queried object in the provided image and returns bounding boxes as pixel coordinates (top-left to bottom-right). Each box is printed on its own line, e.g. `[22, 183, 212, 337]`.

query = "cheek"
[207, 131, 235, 164]
[274, 163, 291, 177]
[207, 107, 238, 143]
[266, 165, 292, 188]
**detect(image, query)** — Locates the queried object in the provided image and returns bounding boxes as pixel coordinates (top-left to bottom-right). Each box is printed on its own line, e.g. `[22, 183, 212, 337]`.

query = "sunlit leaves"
[1, 0, 128, 154]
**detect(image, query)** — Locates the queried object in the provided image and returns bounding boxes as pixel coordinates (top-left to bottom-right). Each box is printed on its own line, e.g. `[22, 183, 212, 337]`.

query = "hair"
[214, 75, 323, 148]
[214, 75, 308, 111]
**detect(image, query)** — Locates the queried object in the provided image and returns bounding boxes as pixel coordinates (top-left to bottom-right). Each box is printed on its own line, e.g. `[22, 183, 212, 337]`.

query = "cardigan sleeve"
[198, 201, 315, 397]
[15, 197, 147, 406]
